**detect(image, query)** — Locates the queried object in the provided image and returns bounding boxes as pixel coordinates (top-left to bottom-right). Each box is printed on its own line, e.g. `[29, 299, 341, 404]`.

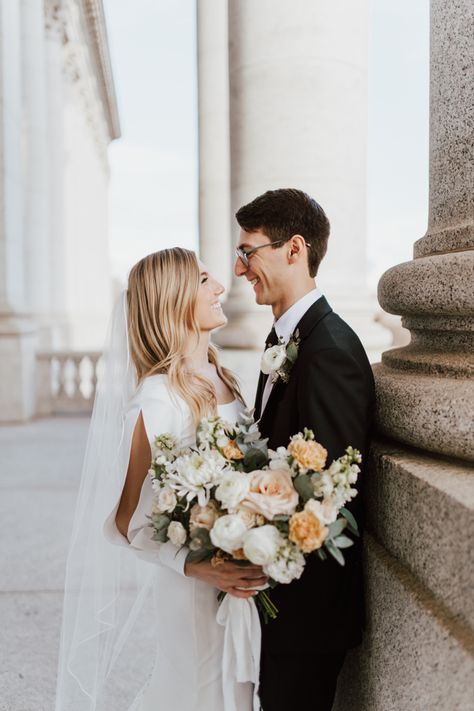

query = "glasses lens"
[236, 248, 248, 266]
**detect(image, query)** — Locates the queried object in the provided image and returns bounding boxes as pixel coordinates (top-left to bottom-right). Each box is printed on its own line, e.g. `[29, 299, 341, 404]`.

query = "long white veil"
[55, 292, 157, 710]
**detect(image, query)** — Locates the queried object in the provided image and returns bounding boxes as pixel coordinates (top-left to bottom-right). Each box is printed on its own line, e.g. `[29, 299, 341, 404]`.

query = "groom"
[234, 189, 375, 710]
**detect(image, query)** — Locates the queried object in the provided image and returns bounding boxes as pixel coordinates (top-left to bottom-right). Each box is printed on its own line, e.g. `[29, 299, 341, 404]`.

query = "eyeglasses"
[235, 239, 311, 268]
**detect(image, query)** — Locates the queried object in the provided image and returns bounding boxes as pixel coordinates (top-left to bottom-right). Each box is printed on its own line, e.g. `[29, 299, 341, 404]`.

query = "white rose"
[210, 514, 248, 554]
[215, 472, 250, 512]
[167, 521, 187, 546]
[242, 525, 282, 566]
[260, 344, 286, 375]
[305, 498, 338, 525]
[189, 501, 220, 532]
[153, 486, 177, 514]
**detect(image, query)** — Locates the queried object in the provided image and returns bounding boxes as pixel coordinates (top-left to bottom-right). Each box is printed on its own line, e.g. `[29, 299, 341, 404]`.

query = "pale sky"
[103, 0, 429, 291]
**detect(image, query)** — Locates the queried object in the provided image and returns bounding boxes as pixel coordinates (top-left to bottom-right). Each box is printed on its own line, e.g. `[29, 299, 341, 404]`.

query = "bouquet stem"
[256, 590, 279, 623]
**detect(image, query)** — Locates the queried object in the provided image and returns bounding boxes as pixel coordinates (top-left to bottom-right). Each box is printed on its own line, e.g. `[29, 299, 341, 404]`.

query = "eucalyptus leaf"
[293, 474, 314, 501]
[325, 540, 345, 566]
[244, 447, 268, 471]
[340, 507, 360, 536]
[151, 528, 169, 543]
[316, 548, 327, 561]
[333, 534, 354, 549]
[328, 518, 347, 538]
[190, 527, 213, 549]
[286, 342, 298, 362]
[185, 548, 214, 565]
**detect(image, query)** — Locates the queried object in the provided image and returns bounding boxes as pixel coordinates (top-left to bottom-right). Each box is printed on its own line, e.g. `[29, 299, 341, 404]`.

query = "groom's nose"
[234, 255, 247, 277]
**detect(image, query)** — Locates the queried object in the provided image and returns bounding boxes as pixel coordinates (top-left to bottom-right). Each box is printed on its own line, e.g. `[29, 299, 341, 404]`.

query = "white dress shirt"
[260, 287, 323, 414]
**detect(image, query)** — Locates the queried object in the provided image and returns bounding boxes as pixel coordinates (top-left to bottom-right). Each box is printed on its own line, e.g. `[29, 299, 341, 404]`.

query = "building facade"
[0, 0, 119, 421]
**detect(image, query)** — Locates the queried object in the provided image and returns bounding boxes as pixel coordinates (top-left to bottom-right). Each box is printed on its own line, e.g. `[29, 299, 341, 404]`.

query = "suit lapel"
[255, 296, 333, 429]
[254, 370, 267, 420]
[295, 295, 332, 343]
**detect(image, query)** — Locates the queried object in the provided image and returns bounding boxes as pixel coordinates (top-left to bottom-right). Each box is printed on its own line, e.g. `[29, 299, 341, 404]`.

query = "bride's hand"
[184, 559, 268, 599]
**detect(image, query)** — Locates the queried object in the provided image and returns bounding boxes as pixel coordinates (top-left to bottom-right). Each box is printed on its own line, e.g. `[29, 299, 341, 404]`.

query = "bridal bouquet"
[148, 411, 361, 620]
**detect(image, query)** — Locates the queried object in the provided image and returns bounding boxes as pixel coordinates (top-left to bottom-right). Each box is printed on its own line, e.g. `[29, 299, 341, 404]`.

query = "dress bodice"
[103, 374, 245, 573]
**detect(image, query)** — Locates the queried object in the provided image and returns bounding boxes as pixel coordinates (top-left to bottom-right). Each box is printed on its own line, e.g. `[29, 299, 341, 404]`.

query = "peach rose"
[288, 510, 328, 553]
[242, 469, 298, 520]
[288, 438, 327, 472]
[221, 440, 244, 460]
[189, 500, 220, 532]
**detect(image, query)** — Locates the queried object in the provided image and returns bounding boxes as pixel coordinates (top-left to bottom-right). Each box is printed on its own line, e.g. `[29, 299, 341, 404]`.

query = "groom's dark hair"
[235, 188, 330, 277]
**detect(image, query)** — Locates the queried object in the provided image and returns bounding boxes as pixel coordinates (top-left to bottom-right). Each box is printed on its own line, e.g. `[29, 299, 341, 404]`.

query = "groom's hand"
[184, 559, 268, 599]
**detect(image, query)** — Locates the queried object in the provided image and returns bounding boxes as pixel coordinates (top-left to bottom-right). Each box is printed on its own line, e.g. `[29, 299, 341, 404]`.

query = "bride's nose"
[214, 281, 225, 296]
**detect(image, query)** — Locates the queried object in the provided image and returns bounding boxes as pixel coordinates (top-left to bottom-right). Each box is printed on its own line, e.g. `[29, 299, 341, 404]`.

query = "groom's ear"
[287, 234, 306, 260]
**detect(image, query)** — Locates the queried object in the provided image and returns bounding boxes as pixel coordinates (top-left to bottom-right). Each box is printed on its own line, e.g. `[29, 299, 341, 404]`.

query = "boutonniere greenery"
[260, 329, 300, 384]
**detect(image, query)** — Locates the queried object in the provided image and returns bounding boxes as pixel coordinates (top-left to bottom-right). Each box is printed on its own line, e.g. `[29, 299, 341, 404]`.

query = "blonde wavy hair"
[127, 247, 243, 423]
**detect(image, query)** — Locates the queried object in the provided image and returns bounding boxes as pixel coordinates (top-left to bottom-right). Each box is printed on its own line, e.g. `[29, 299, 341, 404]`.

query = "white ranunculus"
[242, 525, 282, 566]
[215, 472, 250, 512]
[264, 541, 305, 584]
[167, 521, 187, 546]
[153, 486, 177, 514]
[260, 344, 287, 375]
[210, 514, 248, 554]
[305, 498, 338, 525]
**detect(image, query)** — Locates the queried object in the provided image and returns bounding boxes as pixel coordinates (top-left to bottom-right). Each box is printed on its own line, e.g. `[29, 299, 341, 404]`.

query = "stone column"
[197, 0, 232, 292]
[334, 1, 474, 707]
[21, 0, 51, 347]
[0, 1, 37, 422]
[214, 0, 389, 353]
[44, 0, 68, 347]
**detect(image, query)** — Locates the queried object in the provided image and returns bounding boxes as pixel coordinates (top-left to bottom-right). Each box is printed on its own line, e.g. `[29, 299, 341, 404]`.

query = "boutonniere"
[260, 329, 300, 384]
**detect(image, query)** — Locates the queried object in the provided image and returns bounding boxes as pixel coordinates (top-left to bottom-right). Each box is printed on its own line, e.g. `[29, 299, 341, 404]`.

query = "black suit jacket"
[255, 296, 375, 652]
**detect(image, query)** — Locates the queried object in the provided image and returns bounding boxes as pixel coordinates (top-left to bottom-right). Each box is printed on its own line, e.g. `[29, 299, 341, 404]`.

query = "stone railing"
[36, 350, 102, 415]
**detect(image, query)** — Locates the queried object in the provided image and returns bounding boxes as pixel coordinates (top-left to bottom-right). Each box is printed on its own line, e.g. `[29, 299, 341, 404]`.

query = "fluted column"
[375, 0, 474, 462]
[21, 0, 51, 346]
[215, 0, 389, 351]
[0, 1, 37, 421]
[333, 5, 474, 707]
[197, 0, 232, 292]
[44, 0, 68, 347]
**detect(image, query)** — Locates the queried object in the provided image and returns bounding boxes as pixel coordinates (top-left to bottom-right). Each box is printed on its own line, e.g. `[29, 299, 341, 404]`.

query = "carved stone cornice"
[80, 0, 120, 140]
[55, 0, 120, 144]
[44, 0, 67, 41]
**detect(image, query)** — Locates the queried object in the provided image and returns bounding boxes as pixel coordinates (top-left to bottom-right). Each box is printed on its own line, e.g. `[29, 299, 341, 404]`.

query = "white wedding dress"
[103, 374, 258, 711]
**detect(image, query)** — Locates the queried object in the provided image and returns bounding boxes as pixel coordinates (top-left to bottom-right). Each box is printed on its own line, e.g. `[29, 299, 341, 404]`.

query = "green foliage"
[325, 539, 345, 566]
[340, 507, 359, 536]
[150, 512, 171, 543]
[185, 548, 214, 564]
[293, 474, 314, 501]
[333, 534, 354, 549]
[243, 447, 268, 471]
[328, 518, 347, 538]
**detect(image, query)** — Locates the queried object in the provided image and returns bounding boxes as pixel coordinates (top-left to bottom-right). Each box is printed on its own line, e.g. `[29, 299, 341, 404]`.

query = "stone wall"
[334, 0, 474, 707]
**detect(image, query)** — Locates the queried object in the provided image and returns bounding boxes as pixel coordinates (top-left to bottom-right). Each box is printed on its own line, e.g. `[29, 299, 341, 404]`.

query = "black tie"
[265, 327, 279, 349]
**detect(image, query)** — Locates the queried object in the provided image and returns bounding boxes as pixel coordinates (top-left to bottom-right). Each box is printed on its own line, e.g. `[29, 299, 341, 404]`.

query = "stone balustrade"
[36, 350, 101, 415]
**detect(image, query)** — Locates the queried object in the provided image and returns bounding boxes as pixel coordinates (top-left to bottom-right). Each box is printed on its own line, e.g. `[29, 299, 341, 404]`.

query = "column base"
[0, 316, 38, 422]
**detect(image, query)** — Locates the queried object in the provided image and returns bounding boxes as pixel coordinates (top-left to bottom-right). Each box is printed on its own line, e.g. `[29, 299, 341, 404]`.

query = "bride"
[55, 248, 266, 710]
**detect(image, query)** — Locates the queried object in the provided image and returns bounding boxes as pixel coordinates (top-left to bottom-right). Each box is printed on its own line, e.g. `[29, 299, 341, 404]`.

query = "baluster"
[73, 356, 83, 402]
